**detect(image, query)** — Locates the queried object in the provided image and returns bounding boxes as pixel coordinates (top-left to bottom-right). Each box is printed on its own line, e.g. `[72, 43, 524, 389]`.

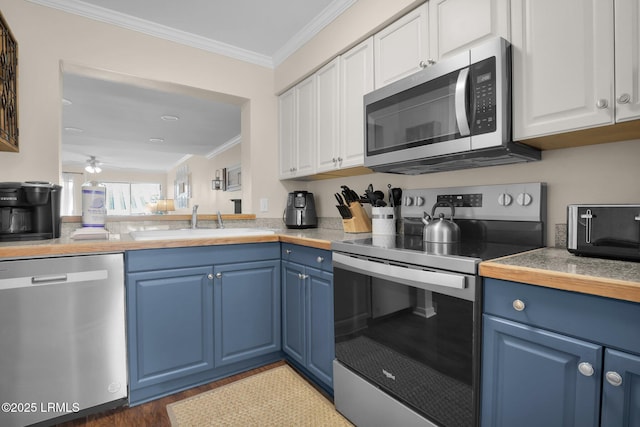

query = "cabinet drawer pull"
[605, 371, 623, 387]
[316, 256, 324, 263]
[512, 299, 525, 311]
[285, 249, 292, 254]
[578, 362, 594, 377]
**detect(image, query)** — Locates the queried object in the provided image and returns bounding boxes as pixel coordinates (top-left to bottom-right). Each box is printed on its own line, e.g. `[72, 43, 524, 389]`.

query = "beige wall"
[166, 143, 243, 215]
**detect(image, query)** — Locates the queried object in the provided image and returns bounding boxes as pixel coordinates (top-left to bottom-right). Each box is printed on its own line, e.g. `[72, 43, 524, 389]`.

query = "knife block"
[342, 203, 372, 233]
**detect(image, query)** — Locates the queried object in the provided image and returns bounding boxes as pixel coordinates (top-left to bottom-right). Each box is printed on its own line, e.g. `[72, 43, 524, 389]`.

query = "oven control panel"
[402, 182, 546, 222]
[437, 193, 483, 208]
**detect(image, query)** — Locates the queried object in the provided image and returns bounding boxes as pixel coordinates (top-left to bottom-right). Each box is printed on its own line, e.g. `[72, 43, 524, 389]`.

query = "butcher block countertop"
[0, 227, 360, 259]
[480, 248, 640, 303]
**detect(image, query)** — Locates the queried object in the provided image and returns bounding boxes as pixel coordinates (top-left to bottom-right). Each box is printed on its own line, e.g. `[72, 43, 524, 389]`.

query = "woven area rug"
[166, 365, 353, 426]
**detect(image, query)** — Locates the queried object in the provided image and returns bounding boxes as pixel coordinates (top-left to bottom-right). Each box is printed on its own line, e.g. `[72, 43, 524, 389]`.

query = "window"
[103, 182, 162, 215]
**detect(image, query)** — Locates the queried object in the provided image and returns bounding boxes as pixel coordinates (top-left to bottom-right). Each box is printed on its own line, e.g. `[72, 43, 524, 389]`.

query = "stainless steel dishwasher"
[0, 253, 127, 427]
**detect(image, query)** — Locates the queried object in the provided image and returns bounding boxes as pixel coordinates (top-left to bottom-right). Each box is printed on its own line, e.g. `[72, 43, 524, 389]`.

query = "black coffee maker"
[0, 182, 62, 241]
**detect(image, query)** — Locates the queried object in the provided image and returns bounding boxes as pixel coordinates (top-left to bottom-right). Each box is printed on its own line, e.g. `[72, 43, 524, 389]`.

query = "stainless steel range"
[332, 183, 546, 427]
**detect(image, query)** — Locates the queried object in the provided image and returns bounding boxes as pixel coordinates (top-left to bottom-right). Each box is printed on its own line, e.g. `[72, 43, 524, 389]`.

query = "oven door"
[333, 252, 480, 427]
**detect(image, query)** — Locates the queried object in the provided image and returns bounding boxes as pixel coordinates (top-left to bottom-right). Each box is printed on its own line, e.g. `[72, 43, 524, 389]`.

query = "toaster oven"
[567, 204, 640, 261]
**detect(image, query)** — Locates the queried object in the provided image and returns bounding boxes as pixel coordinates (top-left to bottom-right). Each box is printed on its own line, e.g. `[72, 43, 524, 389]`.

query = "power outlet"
[260, 198, 268, 212]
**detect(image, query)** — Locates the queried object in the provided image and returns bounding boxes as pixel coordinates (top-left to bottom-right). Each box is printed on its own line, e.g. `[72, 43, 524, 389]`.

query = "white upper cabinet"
[278, 76, 316, 179]
[295, 76, 316, 177]
[511, 0, 640, 140]
[278, 88, 296, 179]
[315, 58, 341, 173]
[316, 38, 374, 173]
[374, 3, 430, 88]
[614, 0, 640, 122]
[429, 0, 510, 60]
[339, 38, 374, 170]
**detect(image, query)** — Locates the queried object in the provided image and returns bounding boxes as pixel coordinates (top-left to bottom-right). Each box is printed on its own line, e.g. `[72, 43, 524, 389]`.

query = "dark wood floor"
[55, 360, 288, 427]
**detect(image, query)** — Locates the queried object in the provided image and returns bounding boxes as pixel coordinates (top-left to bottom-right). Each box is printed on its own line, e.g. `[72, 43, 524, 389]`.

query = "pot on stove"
[422, 201, 460, 244]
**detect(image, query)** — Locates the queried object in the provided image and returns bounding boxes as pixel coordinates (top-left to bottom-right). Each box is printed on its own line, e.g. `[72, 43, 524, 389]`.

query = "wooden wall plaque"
[0, 12, 17, 152]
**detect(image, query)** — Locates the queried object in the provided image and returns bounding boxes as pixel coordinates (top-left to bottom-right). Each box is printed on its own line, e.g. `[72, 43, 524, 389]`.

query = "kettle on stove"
[422, 201, 460, 243]
[284, 191, 317, 229]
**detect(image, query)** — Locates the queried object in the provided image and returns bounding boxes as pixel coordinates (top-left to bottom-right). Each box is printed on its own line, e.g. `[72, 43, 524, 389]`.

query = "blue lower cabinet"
[281, 243, 334, 391]
[125, 244, 281, 405]
[481, 315, 602, 427]
[481, 278, 640, 427]
[213, 259, 281, 367]
[601, 349, 640, 426]
[127, 266, 215, 392]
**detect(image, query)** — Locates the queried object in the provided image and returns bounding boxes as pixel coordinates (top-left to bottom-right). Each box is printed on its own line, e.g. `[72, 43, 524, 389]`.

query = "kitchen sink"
[129, 228, 276, 241]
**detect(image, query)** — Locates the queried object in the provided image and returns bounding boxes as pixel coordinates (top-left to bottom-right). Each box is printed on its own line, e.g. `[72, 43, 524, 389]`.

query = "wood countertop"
[480, 248, 640, 303]
[0, 228, 362, 259]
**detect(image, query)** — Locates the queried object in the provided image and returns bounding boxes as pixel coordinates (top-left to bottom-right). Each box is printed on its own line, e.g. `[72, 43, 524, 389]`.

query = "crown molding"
[272, 0, 357, 67]
[27, 0, 356, 69]
[206, 135, 241, 159]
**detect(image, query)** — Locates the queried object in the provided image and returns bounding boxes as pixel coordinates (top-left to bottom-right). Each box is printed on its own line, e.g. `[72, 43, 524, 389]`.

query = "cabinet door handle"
[512, 299, 525, 311]
[298, 273, 309, 280]
[605, 371, 623, 387]
[215, 272, 222, 279]
[596, 98, 609, 109]
[578, 362, 594, 377]
[285, 249, 292, 254]
[617, 93, 631, 104]
[207, 273, 214, 280]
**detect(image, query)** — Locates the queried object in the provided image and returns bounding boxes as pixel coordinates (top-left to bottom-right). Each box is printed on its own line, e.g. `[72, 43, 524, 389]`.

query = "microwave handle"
[455, 67, 471, 137]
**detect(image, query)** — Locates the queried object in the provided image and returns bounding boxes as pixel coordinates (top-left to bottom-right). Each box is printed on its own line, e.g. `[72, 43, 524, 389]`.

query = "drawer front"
[483, 278, 640, 355]
[281, 243, 332, 271]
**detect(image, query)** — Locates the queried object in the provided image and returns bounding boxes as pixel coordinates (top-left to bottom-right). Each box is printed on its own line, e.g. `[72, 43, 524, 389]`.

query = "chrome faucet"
[217, 211, 225, 229]
[191, 204, 199, 229]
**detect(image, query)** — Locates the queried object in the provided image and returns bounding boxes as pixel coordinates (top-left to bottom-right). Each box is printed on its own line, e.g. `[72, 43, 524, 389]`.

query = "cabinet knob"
[617, 93, 631, 104]
[285, 249, 292, 254]
[596, 99, 609, 109]
[605, 371, 623, 387]
[207, 273, 214, 280]
[419, 59, 436, 68]
[215, 272, 222, 279]
[332, 157, 337, 164]
[512, 299, 526, 311]
[316, 256, 324, 263]
[578, 362, 594, 377]
[298, 273, 309, 280]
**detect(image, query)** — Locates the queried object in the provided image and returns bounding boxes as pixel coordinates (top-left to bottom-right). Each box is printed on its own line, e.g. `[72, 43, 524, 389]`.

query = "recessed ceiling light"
[64, 126, 83, 133]
[161, 115, 179, 121]
[149, 137, 165, 143]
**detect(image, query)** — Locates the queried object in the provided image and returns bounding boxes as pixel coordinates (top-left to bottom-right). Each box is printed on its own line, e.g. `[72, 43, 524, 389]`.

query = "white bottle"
[82, 181, 106, 227]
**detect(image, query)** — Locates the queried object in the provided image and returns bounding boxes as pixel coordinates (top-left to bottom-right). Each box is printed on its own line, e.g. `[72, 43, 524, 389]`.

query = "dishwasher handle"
[32, 274, 68, 284]
[0, 270, 109, 290]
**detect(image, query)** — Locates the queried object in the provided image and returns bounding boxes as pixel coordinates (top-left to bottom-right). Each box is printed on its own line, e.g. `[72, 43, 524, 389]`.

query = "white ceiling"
[36, 0, 357, 173]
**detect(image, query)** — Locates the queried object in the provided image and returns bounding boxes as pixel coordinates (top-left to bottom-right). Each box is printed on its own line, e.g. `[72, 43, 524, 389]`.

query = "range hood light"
[160, 115, 179, 121]
[149, 137, 165, 143]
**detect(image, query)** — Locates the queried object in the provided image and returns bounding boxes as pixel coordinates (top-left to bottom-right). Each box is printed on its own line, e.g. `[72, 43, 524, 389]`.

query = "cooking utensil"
[335, 193, 345, 205]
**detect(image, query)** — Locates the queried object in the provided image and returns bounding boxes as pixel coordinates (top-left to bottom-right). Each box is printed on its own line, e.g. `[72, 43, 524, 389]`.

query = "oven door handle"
[333, 252, 466, 290]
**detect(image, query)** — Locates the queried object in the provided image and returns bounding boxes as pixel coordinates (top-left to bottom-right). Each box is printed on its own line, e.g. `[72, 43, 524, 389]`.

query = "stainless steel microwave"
[364, 37, 540, 174]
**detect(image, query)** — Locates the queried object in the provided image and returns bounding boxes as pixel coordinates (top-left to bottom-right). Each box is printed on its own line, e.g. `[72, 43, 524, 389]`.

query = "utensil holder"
[371, 206, 396, 235]
[342, 203, 372, 233]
